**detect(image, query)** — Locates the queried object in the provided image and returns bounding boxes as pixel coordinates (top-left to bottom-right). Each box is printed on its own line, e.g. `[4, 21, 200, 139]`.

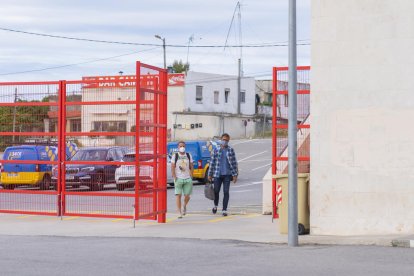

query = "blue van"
[1, 142, 78, 190]
[167, 140, 212, 183]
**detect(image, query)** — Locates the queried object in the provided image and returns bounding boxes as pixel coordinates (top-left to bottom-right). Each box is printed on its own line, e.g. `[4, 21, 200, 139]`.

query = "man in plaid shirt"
[208, 133, 238, 216]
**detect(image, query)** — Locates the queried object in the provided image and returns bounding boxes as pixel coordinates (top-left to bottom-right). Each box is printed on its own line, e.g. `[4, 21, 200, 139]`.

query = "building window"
[267, 94, 273, 103]
[196, 85, 203, 104]
[71, 119, 81, 132]
[214, 91, 219, 104]
[240, 90, 246, 103]
[225, 88, 230, 103]
[93, 121, 127, 132]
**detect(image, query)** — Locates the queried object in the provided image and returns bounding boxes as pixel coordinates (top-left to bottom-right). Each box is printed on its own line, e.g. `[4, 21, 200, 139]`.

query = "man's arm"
[189, 154, 194, 178]
[230, 148, 238, 183]
[208, 150, 217, 181]
[171, 155, 177, 180]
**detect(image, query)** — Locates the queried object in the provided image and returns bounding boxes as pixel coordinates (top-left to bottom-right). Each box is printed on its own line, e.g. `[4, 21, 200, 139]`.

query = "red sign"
[82, 74, 185, 88]
[168, 74, 185, 86]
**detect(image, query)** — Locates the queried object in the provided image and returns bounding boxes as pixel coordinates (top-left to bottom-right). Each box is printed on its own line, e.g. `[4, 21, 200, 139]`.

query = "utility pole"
[186, 34, 194, 74]
[155, 35, 166, 69]
[237, 1, 243, 75]
[237, 58, 241, 115]
[12, 88, 17, 143]
[288, 0, 299, 247]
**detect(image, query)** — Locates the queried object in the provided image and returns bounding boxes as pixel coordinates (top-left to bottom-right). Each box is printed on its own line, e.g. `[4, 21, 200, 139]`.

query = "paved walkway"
[0, 212, 412, 247]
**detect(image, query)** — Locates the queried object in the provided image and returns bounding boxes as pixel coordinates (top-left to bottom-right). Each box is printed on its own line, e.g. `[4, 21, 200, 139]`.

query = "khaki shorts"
[174, 178, 193, 195]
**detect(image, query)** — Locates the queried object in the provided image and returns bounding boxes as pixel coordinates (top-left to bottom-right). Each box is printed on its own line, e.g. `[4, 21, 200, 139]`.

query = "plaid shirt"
[209, 146, 238, 178]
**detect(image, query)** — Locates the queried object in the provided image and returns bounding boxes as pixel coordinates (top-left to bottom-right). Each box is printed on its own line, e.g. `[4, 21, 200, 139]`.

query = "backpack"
[174, 152, 191, 165]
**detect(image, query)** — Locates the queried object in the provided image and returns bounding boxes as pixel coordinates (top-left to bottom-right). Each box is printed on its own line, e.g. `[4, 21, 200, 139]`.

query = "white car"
[115, 152, 174, 191]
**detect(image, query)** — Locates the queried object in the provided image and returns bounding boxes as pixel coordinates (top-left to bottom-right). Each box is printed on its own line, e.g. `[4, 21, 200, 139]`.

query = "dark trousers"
[213, 175, 232, 211]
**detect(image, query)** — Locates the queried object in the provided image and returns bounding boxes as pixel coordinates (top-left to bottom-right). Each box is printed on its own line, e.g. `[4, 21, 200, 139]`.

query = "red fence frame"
[272, 66, 310, 219]
[0, 81, 61, 216]
[0, 61, 167, 222]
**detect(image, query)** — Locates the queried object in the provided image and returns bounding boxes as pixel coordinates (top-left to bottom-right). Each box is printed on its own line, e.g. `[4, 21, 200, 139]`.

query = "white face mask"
[179, 147, 185, 153]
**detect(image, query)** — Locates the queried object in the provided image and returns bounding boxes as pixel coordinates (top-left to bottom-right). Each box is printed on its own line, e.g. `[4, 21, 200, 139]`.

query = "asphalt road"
[1, 235, 413, 276]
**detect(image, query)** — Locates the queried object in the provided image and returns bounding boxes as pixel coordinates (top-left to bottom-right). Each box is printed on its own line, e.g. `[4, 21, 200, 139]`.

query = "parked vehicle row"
[0, 139, 218, 191]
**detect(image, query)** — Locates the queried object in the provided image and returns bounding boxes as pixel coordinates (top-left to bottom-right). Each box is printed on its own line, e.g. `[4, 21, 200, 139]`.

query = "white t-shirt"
[171, 152, 193, 179]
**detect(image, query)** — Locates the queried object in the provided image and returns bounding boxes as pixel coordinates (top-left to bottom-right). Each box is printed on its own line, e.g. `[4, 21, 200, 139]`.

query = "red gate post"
[57, 80, 64, 216]
[272, 68, 279, 219]
[135, 61, 141, 220]
[152, 77, 159, 220]
[157, 68, 168, 223]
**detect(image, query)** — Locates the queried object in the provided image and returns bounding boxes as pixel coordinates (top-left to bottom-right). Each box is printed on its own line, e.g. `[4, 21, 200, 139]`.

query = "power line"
[0, 47, 158, 76]
[0, 27, 310, 48]
[224, 2, 239, 51]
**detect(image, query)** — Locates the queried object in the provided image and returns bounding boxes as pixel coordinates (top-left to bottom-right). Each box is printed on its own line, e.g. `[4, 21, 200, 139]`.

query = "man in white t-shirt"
[171, 141, 194, 218]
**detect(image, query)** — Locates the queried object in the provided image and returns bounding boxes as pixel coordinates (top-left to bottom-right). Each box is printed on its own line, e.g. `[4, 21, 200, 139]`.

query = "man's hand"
[232, 176, 238, 184]
[208, 176, 212, 182]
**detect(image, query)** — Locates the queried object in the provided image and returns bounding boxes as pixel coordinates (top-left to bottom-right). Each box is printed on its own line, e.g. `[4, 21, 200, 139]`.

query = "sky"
[0, 0, 311, 82]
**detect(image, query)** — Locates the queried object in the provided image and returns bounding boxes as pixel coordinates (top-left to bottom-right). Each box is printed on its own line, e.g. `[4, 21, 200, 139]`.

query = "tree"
[0, 96, 50, 150]
[170, 60, 190, 73]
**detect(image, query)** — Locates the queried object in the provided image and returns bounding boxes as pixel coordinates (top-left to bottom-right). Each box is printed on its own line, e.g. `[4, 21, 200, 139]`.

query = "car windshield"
[71, 149, 107, 161]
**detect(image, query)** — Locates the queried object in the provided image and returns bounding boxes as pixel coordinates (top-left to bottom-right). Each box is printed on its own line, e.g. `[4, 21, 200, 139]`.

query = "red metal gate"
[0, 61, 167, 222]
[0, 81, 60, 215]
[272, 66, 310, 219]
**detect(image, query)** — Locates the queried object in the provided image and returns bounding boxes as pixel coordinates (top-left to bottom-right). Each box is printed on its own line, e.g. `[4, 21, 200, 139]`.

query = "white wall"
[311, 0, 414, 235]
[172, 113, 256, 141]
[184, 72, 255, 115]
[167, 86, 185, 139]
[81, 87, 135, 133]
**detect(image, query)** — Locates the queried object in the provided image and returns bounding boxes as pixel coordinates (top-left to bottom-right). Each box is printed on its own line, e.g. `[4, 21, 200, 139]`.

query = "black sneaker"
[212, 207, 217, 214]
[222, 211, 228, 217]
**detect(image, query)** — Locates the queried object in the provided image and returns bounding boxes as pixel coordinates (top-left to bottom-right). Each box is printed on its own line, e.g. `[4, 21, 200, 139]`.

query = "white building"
[76, 71, 259, 142]
[311, 0, 414, 235]
[184, 71, 255, 115]
[171, 71, 257, 140]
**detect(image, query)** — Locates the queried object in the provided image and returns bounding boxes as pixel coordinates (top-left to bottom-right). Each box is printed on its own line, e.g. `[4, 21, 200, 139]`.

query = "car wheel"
[4, 185, 15, 190]
[72, 184, 80, 189]
[116, 184, 125, 191]
[40, 175, 51, 190]
[93, 173, 104, 191]
[298, 223, 307, 235]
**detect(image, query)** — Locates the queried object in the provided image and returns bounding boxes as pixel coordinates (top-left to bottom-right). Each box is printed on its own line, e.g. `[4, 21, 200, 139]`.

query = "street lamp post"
[155, 35, 166, 69]
[288, 0, 299, 247]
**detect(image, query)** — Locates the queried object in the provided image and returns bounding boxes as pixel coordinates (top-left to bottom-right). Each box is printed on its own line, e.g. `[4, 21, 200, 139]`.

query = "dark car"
[52, 147, 127, 191]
